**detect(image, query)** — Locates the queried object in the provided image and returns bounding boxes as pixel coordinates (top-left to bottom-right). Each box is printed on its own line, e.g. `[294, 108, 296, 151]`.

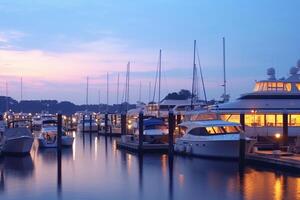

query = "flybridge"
[252, 61, 300, 94]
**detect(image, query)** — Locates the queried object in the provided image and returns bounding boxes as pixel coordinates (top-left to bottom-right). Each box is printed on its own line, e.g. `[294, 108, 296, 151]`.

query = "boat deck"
[116, 140, 169, 153]
[246, 150, 300, 170]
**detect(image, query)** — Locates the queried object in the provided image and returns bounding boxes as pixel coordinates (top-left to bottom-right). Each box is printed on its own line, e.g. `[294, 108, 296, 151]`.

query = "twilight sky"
[0, 0, 300, 104]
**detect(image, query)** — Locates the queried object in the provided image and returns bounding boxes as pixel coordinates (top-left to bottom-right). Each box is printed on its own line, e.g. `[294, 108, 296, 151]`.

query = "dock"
[246, 151, 300, 171]
[116, 140, 169, 153]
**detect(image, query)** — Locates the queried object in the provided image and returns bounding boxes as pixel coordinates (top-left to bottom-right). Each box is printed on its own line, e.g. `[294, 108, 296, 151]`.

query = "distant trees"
[164, 89, 191, 100]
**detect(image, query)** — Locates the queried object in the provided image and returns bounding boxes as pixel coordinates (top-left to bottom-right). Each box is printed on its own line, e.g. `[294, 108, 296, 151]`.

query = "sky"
[0, 0, 300, 105]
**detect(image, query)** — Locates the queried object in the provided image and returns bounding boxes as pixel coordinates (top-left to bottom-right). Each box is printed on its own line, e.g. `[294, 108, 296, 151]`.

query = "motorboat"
[38, 124, 74, 148]
[133, 117, 168, 143]
[0, 127, 34, 154]
[174, 120, 253, 158]
[32, 113, 57, 131]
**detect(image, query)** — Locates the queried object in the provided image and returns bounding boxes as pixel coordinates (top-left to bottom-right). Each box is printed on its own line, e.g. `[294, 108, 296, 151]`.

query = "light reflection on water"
[0, 132, 299, 200]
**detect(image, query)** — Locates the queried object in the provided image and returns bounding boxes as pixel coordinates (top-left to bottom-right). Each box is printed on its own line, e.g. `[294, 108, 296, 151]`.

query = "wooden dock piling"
[121, 113, 126, 135]
[82, 115, 85, 133]
[105, 113, 108, 136]
[138, 112, 144, 150]
[89, 114, 92, 133]
[168, 111, 175, 154]
[57, 113, 62, 152]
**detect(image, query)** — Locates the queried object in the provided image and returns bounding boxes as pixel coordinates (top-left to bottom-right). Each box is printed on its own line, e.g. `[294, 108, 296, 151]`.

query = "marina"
[0, 1, 300, 199]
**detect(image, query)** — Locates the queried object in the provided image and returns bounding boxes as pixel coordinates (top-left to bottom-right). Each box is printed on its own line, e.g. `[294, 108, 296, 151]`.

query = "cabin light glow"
[275, 133, 281, 139]
[72, 117, 77, 123]
[128, 124, 132, 129]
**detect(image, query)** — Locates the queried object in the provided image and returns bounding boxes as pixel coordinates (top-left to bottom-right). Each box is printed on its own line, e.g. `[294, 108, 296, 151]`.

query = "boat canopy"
[143, 118, 164, 127]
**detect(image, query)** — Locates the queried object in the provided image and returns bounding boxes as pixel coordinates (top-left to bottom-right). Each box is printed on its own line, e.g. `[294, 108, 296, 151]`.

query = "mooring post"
[57, 113, 62, 152]
[283, 113, 288, 147]
[104, 113, 108, 136]
[121, 113, 126, 135]
[114, 114, 117, 126]
[138, 112, 144, 151]
[176, 114, 181, 135]
[57, 114, 62, 196]
[239, 113, 246, 164]
[240, 113, 245, 131]
[82, 115, 85, 133]
[97, 115, 100, 134]
[110, 114, 113, 135]
[89, 114, 92, 133]
[169, 111, 175, 154]
[30, 120, 33, 132]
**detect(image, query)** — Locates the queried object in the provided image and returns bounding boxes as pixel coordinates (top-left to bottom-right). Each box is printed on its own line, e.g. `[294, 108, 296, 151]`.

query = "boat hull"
[62, 136, 74, 146]
[38, 137, 57, 148]
[175, 139, 240, 158]
[2, 136, 34, 154]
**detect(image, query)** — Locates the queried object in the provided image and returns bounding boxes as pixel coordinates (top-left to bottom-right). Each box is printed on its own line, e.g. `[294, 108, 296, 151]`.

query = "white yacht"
[38, 123, 74, 148]
[215, 61, 300, 138]
[174, 120, 252, 158]
[0, 127, 34, 154]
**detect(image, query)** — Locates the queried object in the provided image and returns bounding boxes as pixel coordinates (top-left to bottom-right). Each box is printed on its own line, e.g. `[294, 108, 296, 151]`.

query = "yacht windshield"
[222, 126, 241, 133]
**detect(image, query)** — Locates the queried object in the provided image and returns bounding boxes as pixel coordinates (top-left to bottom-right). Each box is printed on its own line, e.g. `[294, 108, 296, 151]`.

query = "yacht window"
[266, 114, 276, 127]
[223, 126, 240, 133]
[212, 126, 225, 134]
[284, 83, 291, 92]
[205, 126, 225, 134]
[289, 114, 300, 126]
[220, 114, 240, 123]
[296, 84, 300, 91]
[277, 82, 284, 91]
[262, 82, 268, 91]
[188, 127, 209, 136]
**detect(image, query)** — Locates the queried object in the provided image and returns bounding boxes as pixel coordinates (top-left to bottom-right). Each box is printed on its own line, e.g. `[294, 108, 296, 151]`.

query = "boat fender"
[186, 144, 192, 154]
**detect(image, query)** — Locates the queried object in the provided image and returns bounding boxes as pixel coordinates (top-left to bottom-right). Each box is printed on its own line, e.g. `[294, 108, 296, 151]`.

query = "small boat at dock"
[0, 128, 34, 155]
[38, 122, 74, 148]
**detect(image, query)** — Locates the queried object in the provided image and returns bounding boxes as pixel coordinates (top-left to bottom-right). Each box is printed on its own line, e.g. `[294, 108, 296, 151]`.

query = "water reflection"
[0, 135, 298, 200]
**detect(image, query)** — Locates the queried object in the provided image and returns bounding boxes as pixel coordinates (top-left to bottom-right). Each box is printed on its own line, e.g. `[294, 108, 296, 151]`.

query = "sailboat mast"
[158, 49, 162, 117]
[5, 81, 8, 111]
[139, 81, 141, 102]
[148, 82, 151, 103]
[85, 76, 89, 111]
[223, 37, 227, 99]
[98, 89, 101, 113]
[106, 72, 109, 112]
[20, 77, 23, 102]
[191, 40, 196, 108]
[117, 72, 120, 105]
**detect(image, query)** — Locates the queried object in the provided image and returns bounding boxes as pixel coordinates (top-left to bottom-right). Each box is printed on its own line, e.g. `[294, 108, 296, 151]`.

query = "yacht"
[38, 121, 74, 148]
[214, 60, 300, 138]
[174, 120, 252, 158]
[0, 127, 34, 154]
[133, 117, 168, 143]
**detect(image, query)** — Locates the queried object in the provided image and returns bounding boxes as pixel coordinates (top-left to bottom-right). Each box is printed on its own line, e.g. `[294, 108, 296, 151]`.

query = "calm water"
[0, 132, 299, 200]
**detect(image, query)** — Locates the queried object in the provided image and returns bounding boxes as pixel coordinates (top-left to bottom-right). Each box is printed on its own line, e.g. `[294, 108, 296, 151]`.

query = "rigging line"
[196, 45, 208, 104]
[152, 53, 160, 102]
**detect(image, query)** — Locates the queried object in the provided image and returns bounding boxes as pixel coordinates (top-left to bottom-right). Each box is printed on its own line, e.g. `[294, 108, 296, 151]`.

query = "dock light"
[128, 120, 132, 124]
[72, 117, 77, 123]
[275, 133, 281, 139]
[63, 116, 67, 120]
[128, 124, 132, 129]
